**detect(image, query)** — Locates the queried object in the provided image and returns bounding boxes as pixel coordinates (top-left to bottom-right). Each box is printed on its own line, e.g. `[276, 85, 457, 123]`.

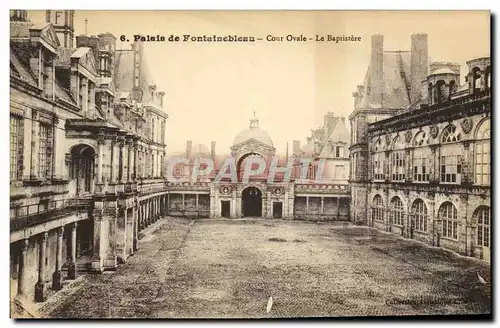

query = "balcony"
[10, 197, 93, 232]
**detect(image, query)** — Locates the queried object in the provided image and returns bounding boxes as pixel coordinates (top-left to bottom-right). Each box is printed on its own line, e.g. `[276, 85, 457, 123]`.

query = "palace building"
[349, 33, 491, 262]
[164, 112, 351, 221]
[10, 10, 169, 309]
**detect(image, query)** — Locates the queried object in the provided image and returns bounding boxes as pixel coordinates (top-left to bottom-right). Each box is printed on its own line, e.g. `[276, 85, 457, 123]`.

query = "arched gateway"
[242, 186, 262, 217]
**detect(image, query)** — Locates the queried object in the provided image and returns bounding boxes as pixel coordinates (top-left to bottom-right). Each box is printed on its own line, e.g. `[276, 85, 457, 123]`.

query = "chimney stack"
[410, 34, 428, 103]
[368, 34, 384, 107]
[293, 140, 301, 154]
[186, 140, 192, 158]
[210, 141, 216, 159]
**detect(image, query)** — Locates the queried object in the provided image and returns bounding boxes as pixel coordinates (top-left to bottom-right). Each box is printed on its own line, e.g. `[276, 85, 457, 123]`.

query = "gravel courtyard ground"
[50, 217, 491, 318]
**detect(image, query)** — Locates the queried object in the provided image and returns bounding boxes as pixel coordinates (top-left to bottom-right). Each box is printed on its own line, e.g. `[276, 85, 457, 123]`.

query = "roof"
[114, 50, 134, 92]
[360, 51, 416, 110]
[10, 21, 48, 39]
[71, 47, 92, 58]
[55, 47, 76, 68]
[10, 49, 36, 86]
[189, 144, 211, 159]
[233, 115, 273, 147]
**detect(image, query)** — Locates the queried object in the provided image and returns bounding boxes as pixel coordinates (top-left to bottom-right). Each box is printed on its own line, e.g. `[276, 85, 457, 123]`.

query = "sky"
[28, 10, 490, 154]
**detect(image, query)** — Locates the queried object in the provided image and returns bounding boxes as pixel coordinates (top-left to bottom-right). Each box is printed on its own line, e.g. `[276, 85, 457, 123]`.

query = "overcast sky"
[28, 10, 490, 154]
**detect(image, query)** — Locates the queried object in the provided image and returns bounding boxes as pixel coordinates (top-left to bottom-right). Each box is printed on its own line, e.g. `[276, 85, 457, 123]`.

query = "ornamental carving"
[273, 187, 283, 195]
[404, 130, 412, 144]
[461, 117, 473, 134]
[385, 134, 391, 146]
[429, 125, 439, 139]
[219, 186, 231, 195]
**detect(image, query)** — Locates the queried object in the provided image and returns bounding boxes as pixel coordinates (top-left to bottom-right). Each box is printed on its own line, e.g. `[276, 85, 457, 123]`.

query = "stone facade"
[10, 10, 169, 311]
[349, 33, 491, 262]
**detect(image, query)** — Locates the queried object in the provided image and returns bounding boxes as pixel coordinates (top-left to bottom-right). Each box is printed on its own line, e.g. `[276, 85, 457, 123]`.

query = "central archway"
[242, 186, 262, 217]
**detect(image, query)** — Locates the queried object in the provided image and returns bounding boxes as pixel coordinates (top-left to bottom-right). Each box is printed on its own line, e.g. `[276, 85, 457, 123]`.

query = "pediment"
[80, 50, 98, 77]
[231, 138, 275, 157]
[41, 24, 60, 48]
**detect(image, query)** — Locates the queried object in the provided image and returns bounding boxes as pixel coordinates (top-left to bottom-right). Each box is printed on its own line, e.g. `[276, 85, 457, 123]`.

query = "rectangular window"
[442, 219, 458, 239]
[10, 115, 24, 180]
[440, 154, 462, 184]
[373, 153, 385, 181]
[38, 123, 52, 179]
[475, 141, 490, 185]
[413, 149, 431, 182]
[391, 151, 406, 182]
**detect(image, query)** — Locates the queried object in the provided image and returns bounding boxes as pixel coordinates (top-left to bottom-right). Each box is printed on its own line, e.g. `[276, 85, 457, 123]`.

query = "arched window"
[436, 80, 447, 103]
[371, 195, 384, 222]
[475, 206, 490, 247]
[373, 138, 385, 181]
[411, 199, 428, 232]
[439, 202, 458, 239]
[390, 136, 405, 182]
[441, 125, 461, 143]
[475, 119, 490, 185]
[389, 196, 404, 226]
[440, 125, 463, 184]
[472, 67, 482, 92]
[413, 131, 430, 182]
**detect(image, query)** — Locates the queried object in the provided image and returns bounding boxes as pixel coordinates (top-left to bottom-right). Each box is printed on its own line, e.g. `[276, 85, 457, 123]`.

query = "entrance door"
[242, 187, 262, 217]
[273, 202, 283, 219]
[221, 201, 230, 218]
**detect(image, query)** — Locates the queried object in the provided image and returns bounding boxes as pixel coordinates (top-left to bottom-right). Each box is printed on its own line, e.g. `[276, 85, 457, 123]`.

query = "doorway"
[273, 202, 283, 219]
[242, 187, 262, 217]
[221, 200, 230, 218]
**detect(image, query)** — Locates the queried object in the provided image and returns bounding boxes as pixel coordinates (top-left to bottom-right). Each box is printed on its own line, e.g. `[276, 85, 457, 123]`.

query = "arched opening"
[236, 153, 265, 181]
[435, 80, 447, 103]
[371, 194, 384, 226]
[70, 144, 96, 195]
[242, 186, 262, 217]
[472, 67, 482, 93]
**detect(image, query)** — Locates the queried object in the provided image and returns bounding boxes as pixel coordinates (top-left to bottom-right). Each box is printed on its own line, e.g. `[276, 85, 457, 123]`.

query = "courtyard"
[49, 217, 491, 318]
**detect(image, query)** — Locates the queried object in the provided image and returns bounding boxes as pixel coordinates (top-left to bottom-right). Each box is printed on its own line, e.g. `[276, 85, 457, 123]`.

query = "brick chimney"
[368, 34, 384, 107]
[186, 140, 192, 158]
[410, 34, 429, 103]
[211, 141, 216, 159]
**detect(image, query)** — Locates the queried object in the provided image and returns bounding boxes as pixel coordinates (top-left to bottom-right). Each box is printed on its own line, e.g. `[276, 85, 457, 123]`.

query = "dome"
[431, 68, 456, 76]
[233, 113, 273, 147]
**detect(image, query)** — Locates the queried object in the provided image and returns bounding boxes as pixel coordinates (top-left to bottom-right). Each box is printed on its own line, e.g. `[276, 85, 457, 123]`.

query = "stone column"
[35, 232, 48, 302]
[15, 239, 29, 302]
[133, 204, 139, 251]
[337, 197, 340, 220]
[118, 138, 125, 183]
[96, 132, 105, 184]
[90, 209, 104, 273]
[116, 207, 128, 263]
[306, 196, 309, 215]
[320, 197, 324, 215]
[52, 226, 64, 290]
[68, 222, 78, 279]
[236, 195, 242, 218]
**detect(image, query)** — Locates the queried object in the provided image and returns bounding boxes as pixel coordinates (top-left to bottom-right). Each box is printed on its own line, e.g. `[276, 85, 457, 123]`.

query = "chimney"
[186, 140, 192, 158]
[368, 34, 384, 107]
[410, 34, 428, 103]
[293, 140, 301, 154]
[210, 141, 216, 159]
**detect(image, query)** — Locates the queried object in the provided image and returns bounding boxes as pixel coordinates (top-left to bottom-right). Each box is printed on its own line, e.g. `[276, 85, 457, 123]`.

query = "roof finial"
[249, 111, 259, 128]
[85, 18, 88, 35]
